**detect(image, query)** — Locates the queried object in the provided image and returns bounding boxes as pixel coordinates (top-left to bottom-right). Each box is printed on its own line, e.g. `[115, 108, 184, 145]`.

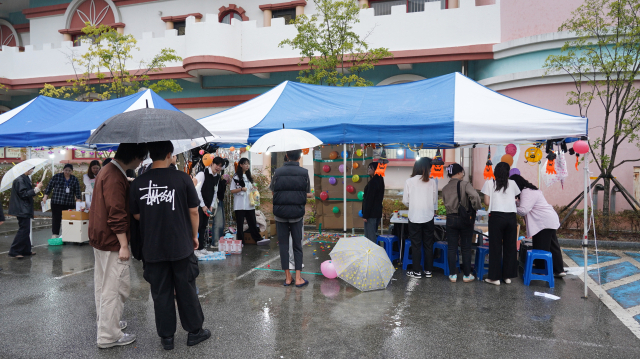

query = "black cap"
[447, 163, 464, 177]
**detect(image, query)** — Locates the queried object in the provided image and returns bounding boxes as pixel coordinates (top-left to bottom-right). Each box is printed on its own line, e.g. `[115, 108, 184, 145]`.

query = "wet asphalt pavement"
[1, 229, 639, 359]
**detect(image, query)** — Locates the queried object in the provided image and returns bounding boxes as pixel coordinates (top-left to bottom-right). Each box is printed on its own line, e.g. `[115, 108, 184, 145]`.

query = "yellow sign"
[524, 147, 542, 164]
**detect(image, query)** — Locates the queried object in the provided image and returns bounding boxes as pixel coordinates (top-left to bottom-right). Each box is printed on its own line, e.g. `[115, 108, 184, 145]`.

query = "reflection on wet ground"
[1, 230, 640, 358]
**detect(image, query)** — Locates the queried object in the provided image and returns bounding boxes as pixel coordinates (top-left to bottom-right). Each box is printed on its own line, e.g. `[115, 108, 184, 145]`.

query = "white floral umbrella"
[329, 236, 395, 291]
[0, 158, 48, 192]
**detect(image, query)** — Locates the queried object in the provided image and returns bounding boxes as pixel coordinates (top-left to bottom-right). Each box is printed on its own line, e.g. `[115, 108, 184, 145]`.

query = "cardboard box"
[61, 220, 89, 243]
[62, 211, 90, 220]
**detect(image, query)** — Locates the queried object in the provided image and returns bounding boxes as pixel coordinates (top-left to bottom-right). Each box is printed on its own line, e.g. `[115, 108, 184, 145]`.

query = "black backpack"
[457, 181, 476, 227]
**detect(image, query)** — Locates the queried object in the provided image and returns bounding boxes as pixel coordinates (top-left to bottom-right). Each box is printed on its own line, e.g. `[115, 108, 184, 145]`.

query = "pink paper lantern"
[573, 140, 589, 154]
[321, 260, 338, 279]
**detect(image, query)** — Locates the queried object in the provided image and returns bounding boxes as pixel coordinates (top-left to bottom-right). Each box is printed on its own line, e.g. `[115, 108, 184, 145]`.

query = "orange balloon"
[329, 151, 338, 160]
[353, 162, 360, 169]
[229, 146, 236, 151]
[302, 148, 310, 155]
[202, 153, 213, 167]
[501, 154, 514, 167]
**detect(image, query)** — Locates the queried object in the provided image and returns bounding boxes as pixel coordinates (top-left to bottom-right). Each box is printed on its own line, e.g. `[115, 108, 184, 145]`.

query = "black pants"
[446, 215, 474, 276]
[9, 217, 31, 257]
[532, 228, 565, 274]
[197, 207, 210, 249]
[235, 210, 262, 243]
[488, 212, 518, 281]
[51, 203, 75, 235]
[408, 220, 434, 273]
[143, 254, 204, 338]
[277, 220, 303, 270]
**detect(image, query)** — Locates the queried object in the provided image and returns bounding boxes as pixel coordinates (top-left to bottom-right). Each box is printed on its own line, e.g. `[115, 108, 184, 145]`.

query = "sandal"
[283, 280, 292, 287]
[295, 278, 309, 288]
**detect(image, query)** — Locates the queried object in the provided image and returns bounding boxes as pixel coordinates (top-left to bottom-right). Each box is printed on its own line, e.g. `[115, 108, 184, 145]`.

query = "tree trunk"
[602, 177, 611, 235]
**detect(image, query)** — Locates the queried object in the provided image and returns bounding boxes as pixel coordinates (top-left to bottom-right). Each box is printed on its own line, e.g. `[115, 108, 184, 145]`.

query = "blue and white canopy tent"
[198, 73, 592, 293]
[197, 73, 587, 146]
[0, 89, 179, 147]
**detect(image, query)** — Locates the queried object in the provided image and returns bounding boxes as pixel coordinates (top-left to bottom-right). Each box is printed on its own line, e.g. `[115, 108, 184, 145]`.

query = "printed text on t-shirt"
[140, 180, 175, 210]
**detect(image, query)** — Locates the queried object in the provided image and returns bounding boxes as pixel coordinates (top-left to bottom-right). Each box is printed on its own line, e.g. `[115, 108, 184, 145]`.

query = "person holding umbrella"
[43, 164, 82, 239]
[130, 141, 210, 350]
[8, 166, 43, 258]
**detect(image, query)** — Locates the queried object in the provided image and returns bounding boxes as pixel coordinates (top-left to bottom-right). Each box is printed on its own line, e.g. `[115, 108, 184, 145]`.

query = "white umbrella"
[329, 236, 395, 291]
[249, 129, 322, 153]
[0, 158, 49, 192]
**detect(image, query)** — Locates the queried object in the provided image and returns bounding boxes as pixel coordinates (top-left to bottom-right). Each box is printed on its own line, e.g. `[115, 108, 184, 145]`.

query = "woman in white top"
[83, 160, 101, 195]
[481, 162, 521, 285]
[402, 157, 438, 279]
[230, 158, 264, 245]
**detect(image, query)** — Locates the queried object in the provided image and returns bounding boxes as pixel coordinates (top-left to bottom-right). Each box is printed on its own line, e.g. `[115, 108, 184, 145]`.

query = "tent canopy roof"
[0, 90, 179, 147]
[198, 73, 587, 147]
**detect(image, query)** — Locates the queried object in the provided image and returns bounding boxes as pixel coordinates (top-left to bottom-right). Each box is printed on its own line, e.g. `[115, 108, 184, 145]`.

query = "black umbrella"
[86, 108, 213, 144]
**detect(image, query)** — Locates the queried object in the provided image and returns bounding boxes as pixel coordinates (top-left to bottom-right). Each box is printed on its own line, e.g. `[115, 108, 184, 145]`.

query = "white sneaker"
[257, 238, 270, 246]
[98, 333, 136, 349]
[484, 278, 500, 286]
[504, 278, 512, 284]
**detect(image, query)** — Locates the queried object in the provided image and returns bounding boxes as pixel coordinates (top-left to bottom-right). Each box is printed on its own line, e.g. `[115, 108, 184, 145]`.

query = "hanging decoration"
[575, 154, 580, 171]
[430, 148, 444, 178]
[545, 151, 557, 175]
[573, 139, 589, 154]
[524, 146, 542, 165]
[483, 146, 494, 180]
[302, 148, 310, 155]
[374, 149, 388, 177]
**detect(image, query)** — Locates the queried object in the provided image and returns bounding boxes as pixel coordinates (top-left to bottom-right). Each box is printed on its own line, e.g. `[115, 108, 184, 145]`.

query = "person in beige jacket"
[442, 164, 481, 283]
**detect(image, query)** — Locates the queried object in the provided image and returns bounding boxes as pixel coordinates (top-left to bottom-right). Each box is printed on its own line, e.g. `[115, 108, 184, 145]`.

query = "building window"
[387, 148, 440, 161]
[72, 33, 99, 47]
[174, 21, 186, 35]
[272, 8, 297, 24]
[370, 0, 444, 16]
[220, 11, 243, 24]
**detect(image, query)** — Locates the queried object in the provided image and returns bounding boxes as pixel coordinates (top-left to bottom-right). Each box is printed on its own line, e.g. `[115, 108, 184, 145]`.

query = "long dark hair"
[87, 160, 101, 179]
[410, 157, 431, 182]
[494, 162, 510, 193]
[235, 158, 253, 184]
[510, 174, 539, 192]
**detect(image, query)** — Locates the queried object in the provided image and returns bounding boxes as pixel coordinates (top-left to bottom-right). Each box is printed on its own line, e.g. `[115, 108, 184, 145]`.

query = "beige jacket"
[442, 178, 481, 215]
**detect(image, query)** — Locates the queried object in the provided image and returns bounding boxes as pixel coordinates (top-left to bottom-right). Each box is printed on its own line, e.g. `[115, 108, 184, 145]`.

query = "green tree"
[41, 24, 182, 101]
[279, 0, 392, 86]
[544, 0, 640, 232]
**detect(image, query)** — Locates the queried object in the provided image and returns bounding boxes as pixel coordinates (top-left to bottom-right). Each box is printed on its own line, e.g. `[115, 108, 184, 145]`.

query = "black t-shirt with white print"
[130, 168, 200, 263]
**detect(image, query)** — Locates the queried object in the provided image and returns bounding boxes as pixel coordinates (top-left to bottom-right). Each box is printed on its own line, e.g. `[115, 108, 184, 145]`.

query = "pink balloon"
[573, 140, 589, 154]
[321, 260, 338, 279]
[338, 164, 345, 173]
[505, 144, 517, 156]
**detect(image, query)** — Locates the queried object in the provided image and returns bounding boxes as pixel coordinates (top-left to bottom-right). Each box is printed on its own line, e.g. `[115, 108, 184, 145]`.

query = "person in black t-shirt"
[130, 141, 211, 350]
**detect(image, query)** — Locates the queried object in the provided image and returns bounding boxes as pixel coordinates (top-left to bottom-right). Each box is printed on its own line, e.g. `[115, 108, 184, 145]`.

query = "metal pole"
[343, 143, 347, 238]
[583, 150, 589, 298]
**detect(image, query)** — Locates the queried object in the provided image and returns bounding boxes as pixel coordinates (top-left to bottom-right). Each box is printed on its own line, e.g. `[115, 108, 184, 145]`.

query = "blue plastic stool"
[524, 249, 554, 288]
[402, 239, 425, 271]
[432, 241, 459, 276]
[474, 246, 490, 281]
[377, 235, 400, 262]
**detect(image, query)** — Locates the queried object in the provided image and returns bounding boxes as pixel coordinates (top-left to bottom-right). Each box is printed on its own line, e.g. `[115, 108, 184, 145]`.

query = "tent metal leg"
[343, 143, 347, 238]
[583, 151, 589, 298]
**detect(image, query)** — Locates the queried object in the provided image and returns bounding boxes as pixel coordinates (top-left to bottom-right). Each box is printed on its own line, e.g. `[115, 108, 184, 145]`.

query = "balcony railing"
[370, 0, 445, 16]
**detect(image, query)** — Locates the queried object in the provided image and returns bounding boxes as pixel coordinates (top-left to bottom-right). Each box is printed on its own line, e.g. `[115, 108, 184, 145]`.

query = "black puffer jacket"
[271, 162, 309, 220]
[362, 175, 385, 219]
[9, 174, 37, 218]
